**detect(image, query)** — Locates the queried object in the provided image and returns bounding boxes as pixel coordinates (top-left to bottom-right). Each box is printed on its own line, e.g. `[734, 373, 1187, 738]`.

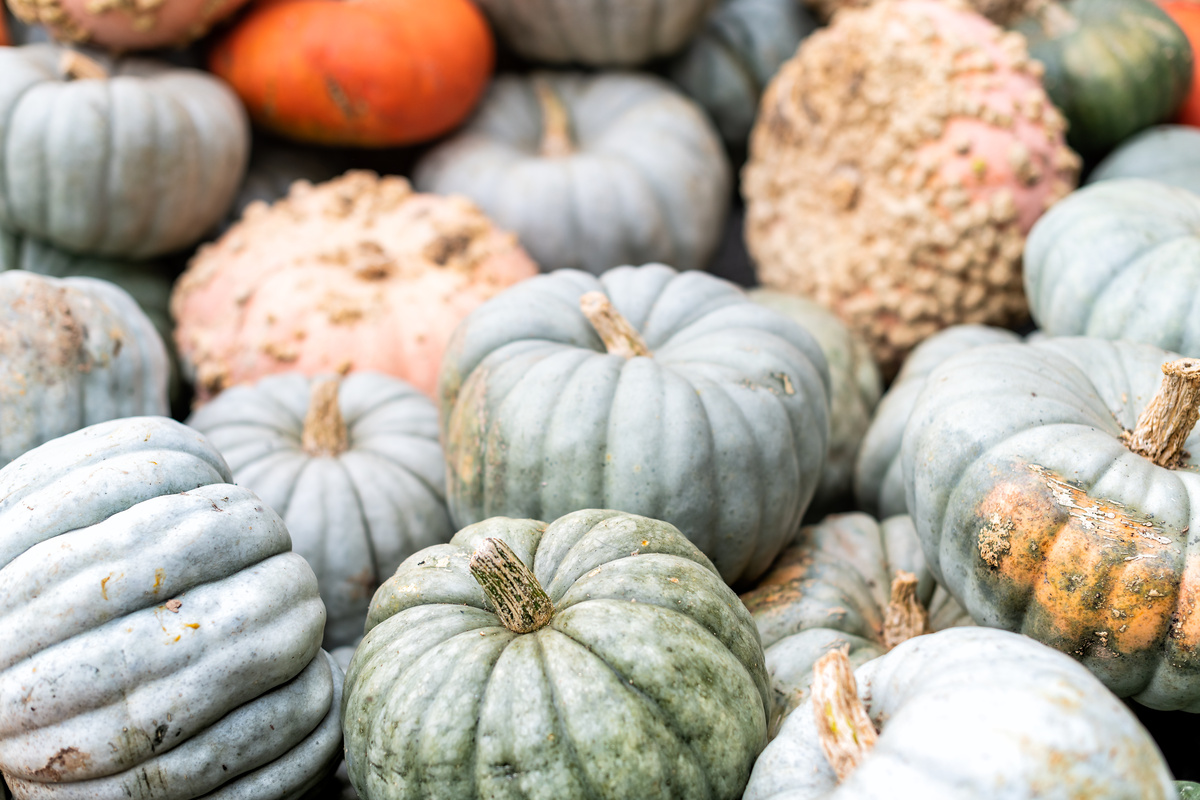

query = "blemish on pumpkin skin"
[31, 747, 89, 781]
[152, 568, 165, 594]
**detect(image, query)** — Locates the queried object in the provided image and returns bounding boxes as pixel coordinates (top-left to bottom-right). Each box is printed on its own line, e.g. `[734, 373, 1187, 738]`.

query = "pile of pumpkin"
[2, 0, 1200, 797]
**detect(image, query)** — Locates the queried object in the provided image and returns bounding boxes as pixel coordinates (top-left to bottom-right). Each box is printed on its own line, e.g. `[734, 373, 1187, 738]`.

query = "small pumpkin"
[6, 0, 249, 49]
[171, 171, 539, 403]
[414, 72, 731, 276]
[1160, 0, 1200, 126]
[0, 45, 248, 260]
[0, 416, 341, 798]
[186, 372, 454, 649]
[903, 336, 1200, 709]
[1088, 124, 1200, 195]
[342, 509, 770, 800]
[743, 627, 1176, 799]
[1024, 179, 1200, 354]
[208, 0, 493, 148]
[439, 264, 831, 586]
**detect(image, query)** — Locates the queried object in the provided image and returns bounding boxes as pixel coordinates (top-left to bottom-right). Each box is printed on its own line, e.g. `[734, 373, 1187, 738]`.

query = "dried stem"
[60, 50, 109, 81]
[580, 291, 652, 359]
[534, 77, 574, 158]
[470, 537, 555, 634]
[1123, 359, 1200, 469]
[882, 571, 928, 650]
[302, 379, 349, 457]
[812, 646, 878, 782]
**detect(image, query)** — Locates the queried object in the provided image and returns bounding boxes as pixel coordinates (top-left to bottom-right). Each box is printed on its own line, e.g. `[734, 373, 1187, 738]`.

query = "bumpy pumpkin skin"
[439, 264, 831, 586]
[414, 72, 731, 276]
[1088, 125, 1200, 196]
[743, 627, 1177, 800]
[1024, 179, 1200, 355]
[187, 372, 454, 649]
[6, 0, 249, 49]
[343, 510, 770, 800]
[209, 0, 493, 148]
[0, 416, 341, 799]
[903, 336, 1200, 709]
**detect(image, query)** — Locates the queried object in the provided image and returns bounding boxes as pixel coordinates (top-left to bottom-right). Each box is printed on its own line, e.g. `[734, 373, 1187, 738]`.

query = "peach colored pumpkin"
[6, 0, 251, 50]
[171, 171, 538, 403]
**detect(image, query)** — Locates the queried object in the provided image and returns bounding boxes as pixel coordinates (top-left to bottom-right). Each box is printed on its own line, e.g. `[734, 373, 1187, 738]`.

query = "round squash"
[1024, 179, 1200, 355]
[6, 0, 250, 50]
[1160, 0, 1200, 126]
[186, 372, 454, 649]
[208, 0, 493, 148]
[0, 416, 341, 798]
[903, 336, 1200, 709]
[171, 171, 539, 403]
[743, 627, 1176, 799]
[439, 264, 831, 586]
[0, 45, 248, 260]
[342, 509, 771, 800]
[668, 0, 816, 146]
[743, 0, 1079, 376]
[413, 72, 731, 276]
[1088, 124, 1200, 195]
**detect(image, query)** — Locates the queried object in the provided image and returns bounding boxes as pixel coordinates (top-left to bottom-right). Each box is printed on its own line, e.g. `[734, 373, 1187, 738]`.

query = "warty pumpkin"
[342, 509, 770, 800]
[439, 263, 831, 586]
[1161, 0, 1200, 125]
[1088, 125, 1200, 195]
[6, 0, 249, 50]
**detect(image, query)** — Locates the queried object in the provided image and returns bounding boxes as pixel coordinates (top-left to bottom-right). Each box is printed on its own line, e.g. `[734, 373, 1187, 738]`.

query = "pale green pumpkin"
[1088, 125, 1200, 196]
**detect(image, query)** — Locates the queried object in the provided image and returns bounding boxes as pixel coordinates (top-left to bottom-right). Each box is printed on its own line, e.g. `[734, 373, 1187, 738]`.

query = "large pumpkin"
[186, 372, 454, 649]
[171, 171, 539, 403]
[1024, 179, 1200, 355]
[1088, 124, 1200, 195]
[0, 45, 248, 260]
[743, 627, 1176, 799]
[342, 509, 770, 800]
[208, 0, 493, 148]
[903, 336, 1200, 709]
[439, 264, 831, 586]
[414, 72, 730, 276]
[6, 0, 249, 49]
[1161, 0, 1200, 125]
[0, 416, 341, 798]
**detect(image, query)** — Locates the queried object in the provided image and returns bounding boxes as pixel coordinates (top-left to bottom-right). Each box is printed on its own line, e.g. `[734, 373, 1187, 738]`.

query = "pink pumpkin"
[6, 0, 251, 49]
[171, 171, 539, 403]
[742, 0, 1080, 376]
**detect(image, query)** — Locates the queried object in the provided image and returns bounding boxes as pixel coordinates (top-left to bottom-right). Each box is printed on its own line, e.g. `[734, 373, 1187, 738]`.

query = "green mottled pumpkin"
[1087, 124, 1200, 196]
[342, 509, 770, 800]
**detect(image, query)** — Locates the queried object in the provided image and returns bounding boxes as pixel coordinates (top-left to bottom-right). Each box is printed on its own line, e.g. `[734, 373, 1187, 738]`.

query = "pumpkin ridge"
[531, 630, 606, 800]
[334, 454, 383, 591]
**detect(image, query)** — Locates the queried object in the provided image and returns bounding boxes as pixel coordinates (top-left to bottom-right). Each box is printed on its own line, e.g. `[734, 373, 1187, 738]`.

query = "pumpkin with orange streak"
[1160, 0, 1200, 126]
[208, 0, 494, 147]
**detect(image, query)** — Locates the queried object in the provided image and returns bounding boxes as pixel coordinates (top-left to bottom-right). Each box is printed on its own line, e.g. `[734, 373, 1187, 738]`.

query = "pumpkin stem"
[1123, 359, 1200, 469]
[882, 571, 928, 650]
[59, 50, 109, 81]
[302, 378, 349, 457]
[580, 291, 652, 359]
[812, 646, 878, 782]
[534, 77, 575, 158]
[470, 537, 555, 634]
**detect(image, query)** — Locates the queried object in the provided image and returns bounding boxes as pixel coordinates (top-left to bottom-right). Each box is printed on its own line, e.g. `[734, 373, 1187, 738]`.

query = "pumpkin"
[668, 0, 816, 146]
[1182, 783, 1200, 799]
[171, 171, 539, 403]
[208, 0, 493, 148]
[0, 416, 342, 798]
[439, 264, 831, 586]
[0, 45, 248, 260]
[222, 142, 346, 232]
[743, 627, 1176, 799]
[472, 0, 717, 66]
[186, 372, 454, 649]
[342, 509, 771, 800]
[743, 0, 1079, 376]
[740, 513, 971, 732]
[902, 336, 1200, 709]
[0, 7, 9, 44]
[6, 0, 249, 49]
[854, 324, 1023, 519]
[1088, 124, 1200, 195]
[1160, 0, 1200, 126]
[0, 271, 168, 467]
[748, 289, 882, 510]
[1024, 179, 1200, 355]
[413, 72, 731, 276]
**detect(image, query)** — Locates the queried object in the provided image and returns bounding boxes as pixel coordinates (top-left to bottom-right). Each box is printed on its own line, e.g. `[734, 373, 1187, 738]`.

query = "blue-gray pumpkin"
[1088, 125, 1200, 196]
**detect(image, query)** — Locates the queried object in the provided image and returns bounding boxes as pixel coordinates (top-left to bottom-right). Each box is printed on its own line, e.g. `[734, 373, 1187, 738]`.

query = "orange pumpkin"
[0, 9, 9, 45]
[1160, 0, 1200, 126]
[208, 0, 494, 147]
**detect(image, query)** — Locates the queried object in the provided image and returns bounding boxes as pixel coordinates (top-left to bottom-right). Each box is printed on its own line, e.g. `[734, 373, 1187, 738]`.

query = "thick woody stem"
[812, 647, 878, 782]
[882, 571, 928, 650]
[1123, 359, 1200, 469]
[580, 291, 652, 359]
[60, 50, 109, 81]
[302, 379, 349, 457]
[534, 77, 575, 158]
[470, 538, 555, 634]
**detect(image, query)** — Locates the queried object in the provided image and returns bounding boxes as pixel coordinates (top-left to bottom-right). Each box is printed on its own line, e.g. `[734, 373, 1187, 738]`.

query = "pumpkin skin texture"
[413, 72, 731, 276]
[439, 264, 831, 586]
[6, 0, 249, 50]
[1024, 179, 1200, 355]
[1160, 0, 1200, 126]
[0, 416, 341, 798]
[342, 509, 771, 800]
[742, 627, 1177, 800]
[186, 372, 454, 650]
[208, 0, 493, 148]
[0, 271, 168, 468]
[854, 324, 1022, 518]
[668, 0, 817, 146]
[171, 171, 539, 403]
[1087, 124, 1200, 195]
[902, 336, 1200, 709]
[742, 0, 1079, 377]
